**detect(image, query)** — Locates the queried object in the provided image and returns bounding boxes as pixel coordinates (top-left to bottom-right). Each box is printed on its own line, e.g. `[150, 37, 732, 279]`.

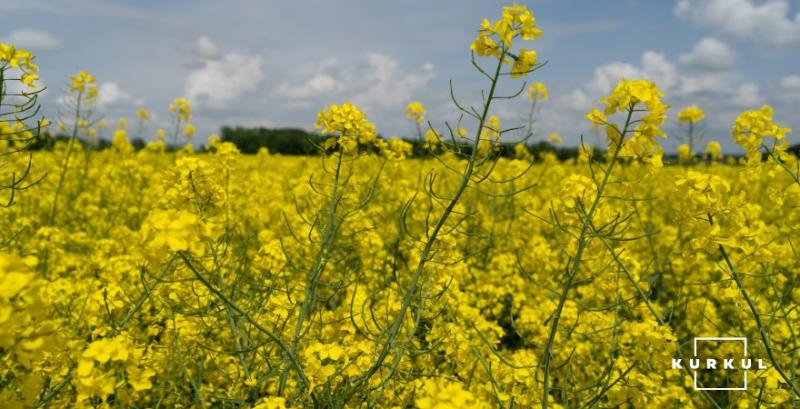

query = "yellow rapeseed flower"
[677, 105, 704, 123]
[405, 101, 426, 124]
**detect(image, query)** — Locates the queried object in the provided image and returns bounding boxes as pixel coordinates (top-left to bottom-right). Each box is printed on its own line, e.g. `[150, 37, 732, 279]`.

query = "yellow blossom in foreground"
[2, 4, 799, 409]
[253, 397, 287, 409]
[587, 79, 668, 167]
[21, 72, 38, 87]
[677, 143, 692, 161]
[377, 137, 413, 161]
[140, 209, 217, 256]
[585, 108, 607, 125]
[705, 140, 722, 161]
[528, 81, 548, 101]
[169, 97, 192, 122]
[514, 143, 532, 161]
[471, 3, 541, 62]
[69, 70, 96, 93]
[732, 104, 792, 165]
[0, 42, 38, 74]
[184, 123, 196, 137]
[677, 105, 704, 123]
[315, 101, 377, 153]
[511, 48, 537, 77]
[415, 378, 491, 409]
[424, 128, 441, 150]
[405, 101, 425, 124]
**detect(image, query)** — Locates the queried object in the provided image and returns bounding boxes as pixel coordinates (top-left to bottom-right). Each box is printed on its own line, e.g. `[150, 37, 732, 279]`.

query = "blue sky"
[2, 0, 800, 152]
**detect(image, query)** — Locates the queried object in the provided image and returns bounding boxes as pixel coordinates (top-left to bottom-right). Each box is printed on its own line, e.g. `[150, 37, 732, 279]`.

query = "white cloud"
[537, 52, 680, 145]
[186, 51, 265, 108]
[352, 54, 435, 109]
[275, 53, 435, 111]
[735, 83, 761, 106]
[275, 59, 345, 100]
[5, 28, 61, 51]
[566, 49, 756, 111]
[768, 75, 800, 106]
[557, 89, 591, 111]
[194, 36, 219, 59]
[585, 51, 678, 96]
[677, 72, 738, 94]
[272, 53, 436, 134]
[675, 0, 800, 48]
[97, 82, 131, 107]
[538, 45, 769, 149]
[781, 75, 800, 89]
[679, 37, 737, 70]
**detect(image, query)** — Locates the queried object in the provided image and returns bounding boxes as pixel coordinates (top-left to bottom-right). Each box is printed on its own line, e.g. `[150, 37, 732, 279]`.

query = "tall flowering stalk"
[677, 104, 705, 157]
[733, 105, 798, 184]
[278, 102, 380, 394]
[49, 70, 97, 225]
[542, 79, 668, 408]
[347, 3, 546, 397]
[726, 106, 800, 397]
[0, 41, 44, 212]
[168, 97, 193, 151]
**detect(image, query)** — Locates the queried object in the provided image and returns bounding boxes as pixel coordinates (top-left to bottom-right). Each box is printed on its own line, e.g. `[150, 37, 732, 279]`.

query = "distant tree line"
[220, 126, 582, 159]
[29, 134, 148, 151]
[221, 127, 324, 155]
[25, 126, 800, 160]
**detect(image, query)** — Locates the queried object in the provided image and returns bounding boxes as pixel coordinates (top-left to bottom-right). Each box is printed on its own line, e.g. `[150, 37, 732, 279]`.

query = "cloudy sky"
[2, 0, 800, 152]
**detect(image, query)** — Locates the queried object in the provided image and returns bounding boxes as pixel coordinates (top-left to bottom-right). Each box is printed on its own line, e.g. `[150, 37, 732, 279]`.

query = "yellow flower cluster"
[0, 253, 54, 406]
[677, 105, 705, 123]
[471, 3, 542, 77]
[69, 70, 97, 94]
[528, 81, 548, 100]
[3, 3, 800, 409]
[732, 104, 792, 164]
[705, 140, 723, 161]
[405, 101, 425, 124]
[1, 114, 799, 408]
[140, 208, 218, 257]
[376, 137, 413, 161]
[676, 143, 691, 162]
[315, 101, 377, 153]
[415, 378, 491, 409]
[586, 79, 668, 167]
[76, 335, 156, 404]
[0, 41, 38, 87]
[136, 108, 150, 121]
[169, 97, 192, 122]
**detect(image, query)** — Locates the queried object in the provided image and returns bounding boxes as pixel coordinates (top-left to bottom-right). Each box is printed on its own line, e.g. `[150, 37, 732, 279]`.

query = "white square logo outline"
[692, 337, 748, 391]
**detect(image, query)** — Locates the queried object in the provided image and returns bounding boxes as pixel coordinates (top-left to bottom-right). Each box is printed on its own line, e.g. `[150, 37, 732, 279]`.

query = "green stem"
[763, 143, 800, 186]
[178, 252, 309, 389]
[49, 90, 83, 225]
[279, 150, 345, 394]
[716, 240, 800, 398]
[541, 106, 633, 409]
[352, 48, 508, 396]
[0, 68, 5, 109]
[589, 224, 723, 408]
[117, 255, 176, 329]
[35, 371, 73, 408]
